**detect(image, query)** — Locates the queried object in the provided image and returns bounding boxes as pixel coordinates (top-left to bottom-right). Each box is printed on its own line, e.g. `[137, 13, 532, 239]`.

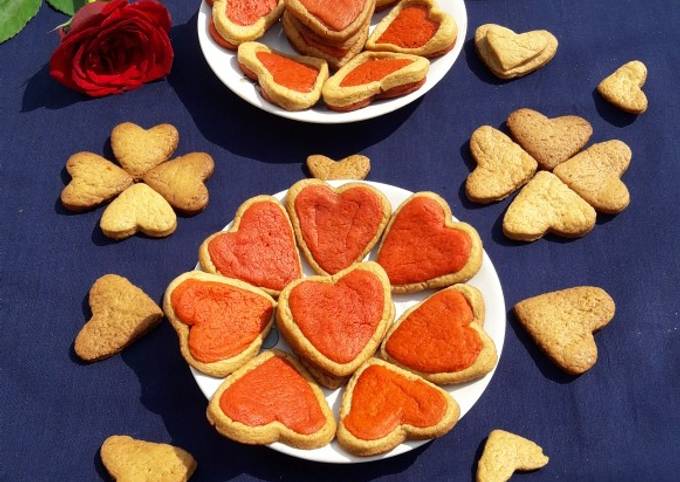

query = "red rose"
[49, 0, 174, 97]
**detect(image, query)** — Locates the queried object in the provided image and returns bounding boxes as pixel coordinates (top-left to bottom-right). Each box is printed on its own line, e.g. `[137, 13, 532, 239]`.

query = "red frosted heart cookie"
[207, 350, 336, 448]
[381, 284, 497, 384]
[199, 195, 302, 296]
[164, 271, 275, 377]
[211, 0, 284, 49]
[337, 358, 460, 456]
[285, 179, 391, 275]
[276, 262, 393, 383]
[285, 0, 375, 43]
[376, 192, 483, 293]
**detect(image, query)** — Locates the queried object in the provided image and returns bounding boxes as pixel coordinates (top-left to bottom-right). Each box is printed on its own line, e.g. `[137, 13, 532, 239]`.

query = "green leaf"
[47, 0, 88, 16]
[0, 0, 42, 44]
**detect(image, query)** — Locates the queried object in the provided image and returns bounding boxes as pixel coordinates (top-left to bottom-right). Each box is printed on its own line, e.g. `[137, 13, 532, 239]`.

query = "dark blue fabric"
[2, 0, 679, 480]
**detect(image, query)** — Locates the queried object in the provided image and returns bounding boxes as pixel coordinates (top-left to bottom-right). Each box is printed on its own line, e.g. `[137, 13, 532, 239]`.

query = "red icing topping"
[377, 5, 439, 48]
[377, 196, 472, 285]
[343, 364, 447, 440]
[207, 201, 301, 291]
[220, 356, 326, 434]
[255, 51, 319, 93]
[171, 279, 272, 363]
[288, 269, 384, 363]
[294, 185, 385, 274]
[226, 0, 277, 26]
[340, 58, 413, 87]
[386, 289, 482, 373]
[299, 0, 366, 31]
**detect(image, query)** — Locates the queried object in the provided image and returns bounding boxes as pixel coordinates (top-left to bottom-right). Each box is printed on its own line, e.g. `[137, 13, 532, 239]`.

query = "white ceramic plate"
[196, 1, 467, 123]
[191, 181, 505, 463]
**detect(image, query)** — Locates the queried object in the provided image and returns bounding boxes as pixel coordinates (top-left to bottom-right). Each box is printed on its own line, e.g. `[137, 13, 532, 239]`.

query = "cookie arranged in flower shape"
[207, 350, 336, 448]
[60, 152, 133, 212]
[237, 42, 329, 110]
[100, 183, 177, 240]
[475, 24, 558, 79]
[514, 286, 615, 375]
[466, 126, 538, 203]
[366, 0, 457, 58]
[285, 179, 391, 274]
[285, 0, 375, 43]
[376, 192, 483, 293]
[210, 0, 284, 49]
[164, 271, 276, 377]
[110, 122, 179, 179]
[503, 171, 596, 242]
[322, 51, 429, 111]
[597, 60, 648, 114]
[507, 108, 593, 170]
[553, 140, 632, 214]
[276, 262, 394, 381]
[337, 358, 460, 456]
[306, 153, 371, 180]
[476, 430, 549, 482]
[381, 284, 497, 385]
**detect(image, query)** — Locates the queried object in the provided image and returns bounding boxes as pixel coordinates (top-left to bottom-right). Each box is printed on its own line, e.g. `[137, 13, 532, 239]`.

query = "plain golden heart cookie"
[60, 152, 133, 212]
[100, 183, 177, 240]
[143, 152, 215, 215]
[597, 60, 648, 114]
[475, 24, 558, 79]
[554, 140, 631, 214]
[503, 171, 596, 242]
[74, 274, 163, 362]
[466, 125, 538, 203]
[477, 430, 549, 482]
[306, 154, 371, 180]
[507, 108, 593, 170]
[111, 122, 179, 178]
[101, 435, 196, 482]
[514, 286, 615, 374]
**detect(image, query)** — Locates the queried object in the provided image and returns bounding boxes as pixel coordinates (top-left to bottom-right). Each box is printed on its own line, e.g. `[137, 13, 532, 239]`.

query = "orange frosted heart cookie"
[376, 192, 483, 293]
[199, 195, 302, 296]
[207, 350, 336, 448]
[276, 262, 394, 385]
[285, 179, 391, 275]
[164, 271, 275, 377]
[337, 358, 460, 456]
[322, 51, 429, 111]
[366, 0, 457, 58]
[381, 284, 497, 384]
[238, 42, 329, 110]
[211, 0, 284, 49]
[285, 0, 375, 43]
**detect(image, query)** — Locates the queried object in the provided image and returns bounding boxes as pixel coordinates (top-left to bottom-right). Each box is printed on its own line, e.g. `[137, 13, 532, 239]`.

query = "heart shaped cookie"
[381, 284, 497, 385]
[507, 108, 593, 170]
[466, 126, 538, 203]
[101, 435, 196, 482]
[477, 430, 549, 482]
[503, 171, 596, 242]
[285, 179, 391, 274]
[376, 192, 483, 293]
[514, 286, 615, 374]
[554, 140, 631, 214]
[111, 122, 179, 179]
[337, 358, 460, 456]
[143, 152, 215, 215]
[74, 274, 163, 362]
[100, 183, 177, 240]
[199, 195, 302, 295]
[60, 152, 133, 212]
[207, 350, 336, 449]
[475, 24, 558, 79]
[286, 0, 375, 42]
[276, 262, 393, 379]
[306, 154, 371, 180]
[211, 0, 284, 48]
[164, 271, 275, 377]
[597, 60, 648, 114]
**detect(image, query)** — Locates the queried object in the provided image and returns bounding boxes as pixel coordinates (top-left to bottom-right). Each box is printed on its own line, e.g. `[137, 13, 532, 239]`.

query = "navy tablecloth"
[2, 1, 680, 480]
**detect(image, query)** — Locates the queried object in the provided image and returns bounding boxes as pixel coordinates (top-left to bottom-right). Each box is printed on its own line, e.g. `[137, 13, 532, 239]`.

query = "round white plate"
[191, 180, 506, 463]
[196, 1, 467, 123]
